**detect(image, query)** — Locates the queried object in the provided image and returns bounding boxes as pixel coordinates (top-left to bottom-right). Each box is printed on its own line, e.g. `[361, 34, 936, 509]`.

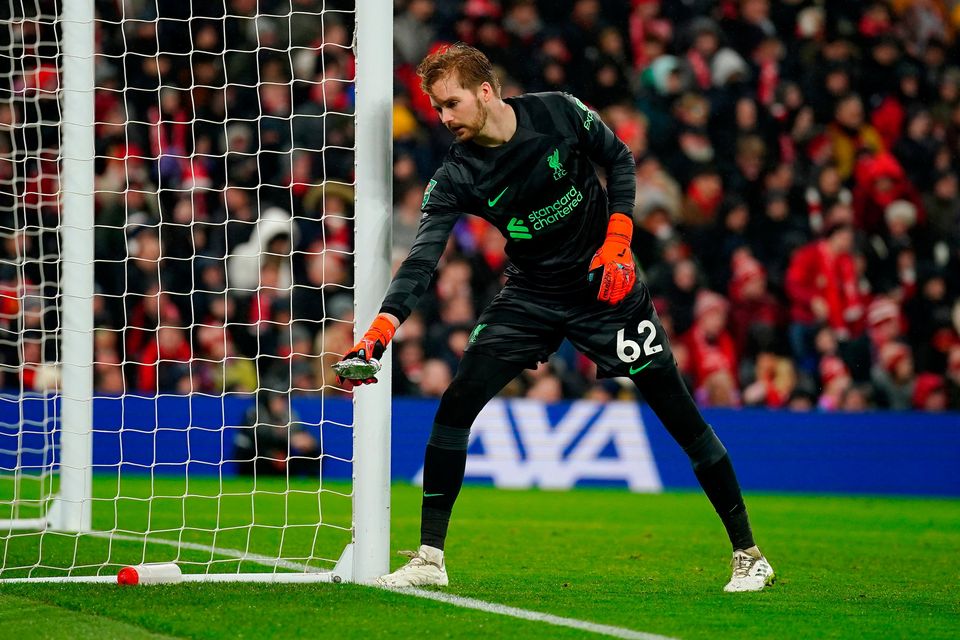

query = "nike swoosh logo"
[629, 361, 652, 375]
[423, 493, 444, 498]
[487, 186, 508, 207]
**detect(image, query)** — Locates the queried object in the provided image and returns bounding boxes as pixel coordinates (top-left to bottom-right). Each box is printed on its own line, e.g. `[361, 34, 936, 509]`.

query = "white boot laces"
[731, 552, 755, 578]
[398, 549, 431, 568]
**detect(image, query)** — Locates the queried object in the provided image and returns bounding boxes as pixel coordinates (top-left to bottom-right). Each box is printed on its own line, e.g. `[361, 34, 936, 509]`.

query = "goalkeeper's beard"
[450, 101, 488, 140]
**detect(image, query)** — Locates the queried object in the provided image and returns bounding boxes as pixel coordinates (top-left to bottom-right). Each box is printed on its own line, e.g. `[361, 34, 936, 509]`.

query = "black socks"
[420, 424, 470, 550]
[683, 426, 755, 550]
[693, 453, 756, 551]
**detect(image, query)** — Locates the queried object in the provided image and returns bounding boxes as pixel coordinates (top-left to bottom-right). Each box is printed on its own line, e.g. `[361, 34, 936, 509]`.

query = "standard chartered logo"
[527, 185, 583, 232]
[507, 218, 532, 240]
[503, 185, 584, 241]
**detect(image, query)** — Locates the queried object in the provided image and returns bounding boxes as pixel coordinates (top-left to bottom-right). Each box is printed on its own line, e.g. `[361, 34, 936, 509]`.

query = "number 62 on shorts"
[616, 320, 663, 364]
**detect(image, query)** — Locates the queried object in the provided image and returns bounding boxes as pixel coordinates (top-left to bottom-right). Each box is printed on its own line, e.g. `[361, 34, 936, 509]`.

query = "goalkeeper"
[336, 44, 774, 593]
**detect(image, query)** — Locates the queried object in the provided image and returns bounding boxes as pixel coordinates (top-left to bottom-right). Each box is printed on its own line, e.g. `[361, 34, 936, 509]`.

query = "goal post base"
[0, 518, 48, 531]
[44, 496, 91, 533]
[333, 542, 354, 584]
[0, 495, 92, 533]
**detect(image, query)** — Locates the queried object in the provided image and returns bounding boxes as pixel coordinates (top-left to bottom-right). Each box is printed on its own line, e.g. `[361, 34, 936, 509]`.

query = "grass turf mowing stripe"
[89, 533, 670, 639]
[0, 593, 180, 640]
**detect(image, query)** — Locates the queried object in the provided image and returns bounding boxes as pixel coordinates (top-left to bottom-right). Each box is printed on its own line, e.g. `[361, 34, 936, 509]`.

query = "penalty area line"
[91, 532, 676, 639]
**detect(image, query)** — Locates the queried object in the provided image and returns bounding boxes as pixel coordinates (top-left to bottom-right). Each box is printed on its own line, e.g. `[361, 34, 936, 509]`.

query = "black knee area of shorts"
[684, 425, 728, 471]
[435, 379, 490, 428]
[428, 423, 470, 451]
[634, 365, 710, 448]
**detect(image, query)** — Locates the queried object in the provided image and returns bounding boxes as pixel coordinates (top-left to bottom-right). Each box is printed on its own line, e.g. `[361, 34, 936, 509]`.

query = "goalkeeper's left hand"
[588, 212, 635, 305]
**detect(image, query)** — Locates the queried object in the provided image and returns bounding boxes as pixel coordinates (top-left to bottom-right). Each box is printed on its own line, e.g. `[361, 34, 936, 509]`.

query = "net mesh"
[0, 0, 358, 579]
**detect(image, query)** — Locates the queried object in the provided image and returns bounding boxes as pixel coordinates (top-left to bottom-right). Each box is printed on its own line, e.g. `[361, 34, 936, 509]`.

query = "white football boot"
[376, 545, 448, 588]
[723, 546, 775, 592]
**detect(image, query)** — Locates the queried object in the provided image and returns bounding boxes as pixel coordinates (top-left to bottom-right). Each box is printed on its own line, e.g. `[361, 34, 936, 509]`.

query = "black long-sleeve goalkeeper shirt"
[381, 92, 636, 323]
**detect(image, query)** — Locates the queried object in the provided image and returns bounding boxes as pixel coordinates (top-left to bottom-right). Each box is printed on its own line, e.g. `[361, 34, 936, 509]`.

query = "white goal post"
[0, 0, 390, 584]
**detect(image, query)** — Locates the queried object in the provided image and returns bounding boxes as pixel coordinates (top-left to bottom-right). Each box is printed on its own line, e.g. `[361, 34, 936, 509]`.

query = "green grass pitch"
[1, 477, 958, 639]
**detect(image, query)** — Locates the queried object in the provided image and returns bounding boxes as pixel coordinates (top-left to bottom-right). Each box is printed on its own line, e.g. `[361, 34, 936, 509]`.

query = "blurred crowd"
[1, 0, 959, 413]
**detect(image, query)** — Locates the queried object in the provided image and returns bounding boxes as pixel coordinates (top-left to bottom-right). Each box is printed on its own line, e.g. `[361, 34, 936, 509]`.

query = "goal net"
[0, 0, 391, 583]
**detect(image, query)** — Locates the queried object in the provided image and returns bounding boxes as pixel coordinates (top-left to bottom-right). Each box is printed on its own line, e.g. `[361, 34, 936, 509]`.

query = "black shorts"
[464, 283, 675, 378]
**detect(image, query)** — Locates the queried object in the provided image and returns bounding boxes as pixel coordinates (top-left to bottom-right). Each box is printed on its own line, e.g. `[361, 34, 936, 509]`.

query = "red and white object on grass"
[117, 562, 183, 585]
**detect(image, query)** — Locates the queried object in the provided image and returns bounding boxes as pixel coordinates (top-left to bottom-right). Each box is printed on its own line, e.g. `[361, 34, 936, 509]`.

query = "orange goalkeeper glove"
[335, 313, 396, 388]
[588, 212, 635, 305]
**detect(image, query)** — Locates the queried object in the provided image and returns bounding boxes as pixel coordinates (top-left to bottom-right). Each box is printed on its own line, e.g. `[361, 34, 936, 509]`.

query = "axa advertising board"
[412, 399, 662, 491]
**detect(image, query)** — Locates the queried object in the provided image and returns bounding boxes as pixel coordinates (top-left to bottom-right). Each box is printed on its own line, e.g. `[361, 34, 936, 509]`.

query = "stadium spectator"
[524, 367, 564, 402]
[906, 267, 955, 372]
[233, 389, 321, 476]
[931, 66, 960, 129]
[865, 296, 903, 344]
[418, 358, 452, 398]
[786, 223, 864, 369]
[862, 200, 925, 299]
[787, 387, 817, 411]
[894, 108, 939, 192]
[946, 346, 960, 407]
[395, 0, 438, 67]
[679, 164, 723, 228]
[852, 152, 924, 236]
[912, 372, 949, 411]
[727, 253, 784, 357]
[226, 207, 296, 293]
[804, 163, 852, 235]
[393, 338, 427, 397]
[394, 182, 429, 253]
[817, 94, 885, 182]
[191, 321, 257, 394]
[136, 324, 192, 394]
[741, 352, 796, 409]
[316, 319, 355, 395]
[682, 290, 739, 407]
[683, 17, 722, 92]
[871, 341, 915, 410]
[92, 330, 125, 395]
[924, 170, 960, 246]
[633, 155, 681, 225]
[747, 187, 809, 290]
[818, 355, 853, 411]
[654, 258, 700, 336]
[839, 384, 872, 412]
[632, 204, 677, 276]
[293, 246, 351, 335]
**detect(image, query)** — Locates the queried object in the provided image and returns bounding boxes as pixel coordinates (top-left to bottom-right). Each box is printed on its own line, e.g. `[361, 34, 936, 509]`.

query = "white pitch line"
[92, 532, 677, 640]
[389, 587, 678, 640]
[92, 531, 325, 573]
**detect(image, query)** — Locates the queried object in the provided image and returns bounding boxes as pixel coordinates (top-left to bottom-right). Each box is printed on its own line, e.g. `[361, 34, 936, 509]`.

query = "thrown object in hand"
[333, 357, 382, 380]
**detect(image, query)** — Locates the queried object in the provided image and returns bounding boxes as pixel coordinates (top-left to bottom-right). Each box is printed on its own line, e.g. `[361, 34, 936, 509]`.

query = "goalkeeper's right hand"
[335, 313, 397, 388]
